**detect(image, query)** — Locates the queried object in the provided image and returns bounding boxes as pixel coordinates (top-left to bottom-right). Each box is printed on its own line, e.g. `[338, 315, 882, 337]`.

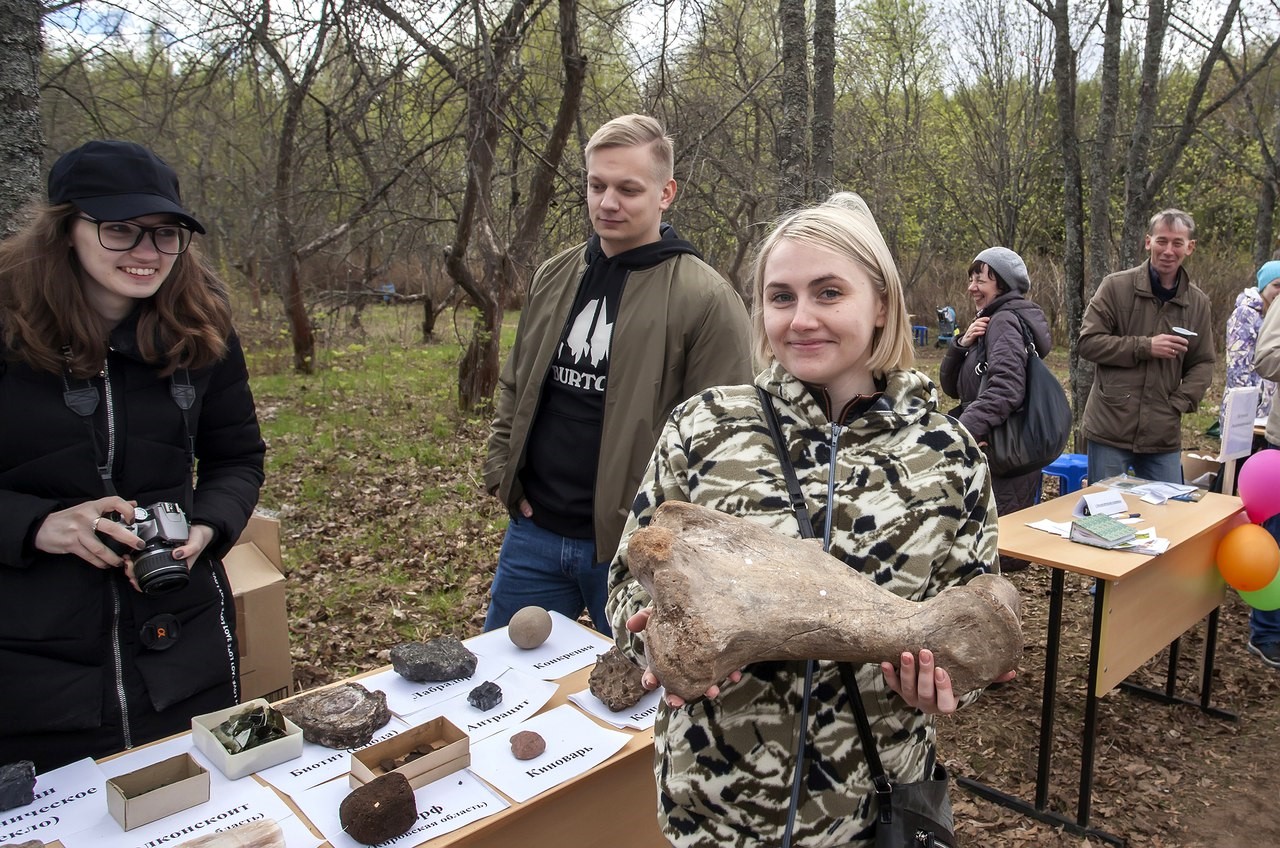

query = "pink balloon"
[1238, 450, 1280, 524]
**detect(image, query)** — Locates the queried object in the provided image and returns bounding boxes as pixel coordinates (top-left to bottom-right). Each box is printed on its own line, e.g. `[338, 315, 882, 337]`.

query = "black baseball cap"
[48, 140, 206, 233]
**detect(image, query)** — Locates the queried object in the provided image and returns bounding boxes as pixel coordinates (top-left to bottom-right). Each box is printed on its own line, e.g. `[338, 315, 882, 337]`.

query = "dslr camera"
[97, 502, 191, 594]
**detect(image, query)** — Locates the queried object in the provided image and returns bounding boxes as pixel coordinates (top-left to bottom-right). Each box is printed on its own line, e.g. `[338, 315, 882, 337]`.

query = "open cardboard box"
[191, 699, 304, 780]
[223, 513, 292, 702]
[107, 753, 209, 831]
[349, 716, 469, 790]
[1182, 451, 1222, 491]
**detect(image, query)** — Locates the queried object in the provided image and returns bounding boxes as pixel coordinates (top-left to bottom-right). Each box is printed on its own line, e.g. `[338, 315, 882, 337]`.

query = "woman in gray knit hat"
[940, 247, 1055, 572]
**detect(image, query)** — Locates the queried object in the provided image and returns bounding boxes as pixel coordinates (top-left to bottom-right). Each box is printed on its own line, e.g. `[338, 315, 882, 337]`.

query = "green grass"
[240, 303, 518, 686]
[244, 303, 1222, 686]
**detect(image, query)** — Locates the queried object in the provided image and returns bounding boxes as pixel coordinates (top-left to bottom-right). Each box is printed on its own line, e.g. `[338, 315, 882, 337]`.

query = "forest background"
[1, 0, 1279, 421]
[4, 2, 1280, 844]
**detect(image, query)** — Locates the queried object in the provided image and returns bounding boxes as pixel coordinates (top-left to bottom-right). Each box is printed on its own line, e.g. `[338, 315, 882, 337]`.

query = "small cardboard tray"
[349, 716, 470, 789]
[191, 698, 304, 780]
[107, 753, 210, 831]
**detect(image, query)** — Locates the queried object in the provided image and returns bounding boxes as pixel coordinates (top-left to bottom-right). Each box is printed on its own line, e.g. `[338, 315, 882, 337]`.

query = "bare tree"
[1031, 0, 1087, 441]
[0, 0, 42, 235]
[369, 0, 586, 410]
[777, 0, 808, 208]
[812, 0, 835, 197]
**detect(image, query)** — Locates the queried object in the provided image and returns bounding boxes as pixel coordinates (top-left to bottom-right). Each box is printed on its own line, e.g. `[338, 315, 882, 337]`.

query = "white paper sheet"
[292, 771, 507, 848]
[567, 685, 662, 730]
[364, 654, 512, 719]
[61, 769, 299, 848]
[1073, 490, 1130, 518]
[1027, 518, 1071, 537]
[255, 715, 411, 799]
[464, 611, 613, 679]
[467, 704, 629, 803]
[434, 667, 559, 742]
[0, 757, 107, 845]
[1221, 386, 1261, 460]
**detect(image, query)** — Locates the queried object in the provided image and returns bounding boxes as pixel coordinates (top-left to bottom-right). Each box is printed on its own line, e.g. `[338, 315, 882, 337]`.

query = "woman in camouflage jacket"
[606, 194, 1003, 847]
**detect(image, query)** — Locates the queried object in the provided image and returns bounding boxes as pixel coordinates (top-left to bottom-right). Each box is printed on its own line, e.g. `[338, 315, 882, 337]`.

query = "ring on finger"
[91, 516, 102, 533]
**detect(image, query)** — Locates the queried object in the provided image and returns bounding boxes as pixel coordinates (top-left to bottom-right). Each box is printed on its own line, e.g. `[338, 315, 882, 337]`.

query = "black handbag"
[978, 311, 1071, 478]
[757, 388, 956, 848]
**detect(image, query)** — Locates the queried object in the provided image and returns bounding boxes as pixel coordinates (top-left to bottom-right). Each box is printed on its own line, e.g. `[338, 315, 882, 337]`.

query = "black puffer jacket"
[0, 311, 265, 772]
[939, 292, 1053, 444]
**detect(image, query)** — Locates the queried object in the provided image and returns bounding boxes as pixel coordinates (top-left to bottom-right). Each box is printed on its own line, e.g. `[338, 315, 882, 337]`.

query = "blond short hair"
[584, 114, 674, 182]
[1148, 208, 1195, 239]
[749, 192, 915, 375]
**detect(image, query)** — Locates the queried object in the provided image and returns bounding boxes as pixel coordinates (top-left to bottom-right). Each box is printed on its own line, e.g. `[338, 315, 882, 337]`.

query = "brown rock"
[588, 646, 646, 711]
[339, 773, 417, 846]
[277, 683, 391, 749]
[626, 501, 1023, 701]
[509, 730, 545, 761]
[508, 606, 553, 649]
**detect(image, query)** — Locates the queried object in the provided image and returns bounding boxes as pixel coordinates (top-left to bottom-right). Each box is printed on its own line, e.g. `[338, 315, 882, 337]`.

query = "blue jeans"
[1087, 443, 1184, 485]
[1249, 454, 1280, 648]
[484, 516, 612, 636]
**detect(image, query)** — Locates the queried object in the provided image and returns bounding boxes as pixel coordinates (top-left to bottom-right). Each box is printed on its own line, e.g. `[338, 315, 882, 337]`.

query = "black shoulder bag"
[978, 311, 1071, 478]
[757, 387, 956, 848]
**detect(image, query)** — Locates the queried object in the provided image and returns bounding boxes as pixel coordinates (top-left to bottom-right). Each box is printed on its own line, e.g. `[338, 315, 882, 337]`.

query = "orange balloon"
[1216, 524, 1280, 592]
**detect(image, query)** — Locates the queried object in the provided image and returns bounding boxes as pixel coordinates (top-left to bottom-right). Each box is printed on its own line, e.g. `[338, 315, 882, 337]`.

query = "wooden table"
[70, 664, 665, 848]
[957, 486, 1247, 846]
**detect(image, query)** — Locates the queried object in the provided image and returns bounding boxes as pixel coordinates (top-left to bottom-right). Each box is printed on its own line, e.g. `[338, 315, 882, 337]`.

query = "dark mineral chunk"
[339, 773, 416, 845]
[0, 760, 36, 812]
[467, 681, 503, 711]
[509, 730, 546, 761]
[588, 646, 647, 712]
[390, 637, 477, 682]
[212, 705, 289, 755]
[277, 683, 391, 749]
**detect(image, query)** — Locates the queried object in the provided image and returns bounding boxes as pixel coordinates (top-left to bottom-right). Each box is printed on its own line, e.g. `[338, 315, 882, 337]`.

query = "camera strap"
[62, 349, 196, 504]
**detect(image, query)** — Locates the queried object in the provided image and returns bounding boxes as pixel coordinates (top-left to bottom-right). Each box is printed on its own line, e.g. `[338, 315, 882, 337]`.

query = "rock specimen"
[0, 760, 35, 812]
[467, 681, 503, 711]
[588, 647, 646, 711]
[0, 841, 43, 848]
[390, 637, 477, 682]
[277, 683, 391, 749]
[212, 705, 289, 755]
[508, 606, 553, 649]
[174, 819, 285, 848]
[339, 773, 417, 846]
[509, 730, 546, 761]
[626, 501, 1023, 701]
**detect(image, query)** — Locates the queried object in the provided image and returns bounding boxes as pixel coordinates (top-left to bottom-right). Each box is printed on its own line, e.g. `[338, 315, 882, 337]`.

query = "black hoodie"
[519, 225, 702, 548]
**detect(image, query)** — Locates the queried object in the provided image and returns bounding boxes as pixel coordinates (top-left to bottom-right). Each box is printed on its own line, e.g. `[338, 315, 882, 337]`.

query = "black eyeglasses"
[76, 216, 192, 255]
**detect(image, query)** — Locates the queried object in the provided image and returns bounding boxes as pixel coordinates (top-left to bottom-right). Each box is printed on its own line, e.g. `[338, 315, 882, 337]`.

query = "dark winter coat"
[0, 310, 265, 772]
[939, 292, 1053, 445]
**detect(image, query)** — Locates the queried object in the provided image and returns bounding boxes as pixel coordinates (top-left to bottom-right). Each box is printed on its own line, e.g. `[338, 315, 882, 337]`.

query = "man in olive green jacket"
[1080, 209, 1215, 483]
[482, 115, 752, 635]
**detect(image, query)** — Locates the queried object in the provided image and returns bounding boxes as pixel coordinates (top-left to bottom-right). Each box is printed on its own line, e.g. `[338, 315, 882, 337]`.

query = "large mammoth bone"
[626, 501, 1023, 701]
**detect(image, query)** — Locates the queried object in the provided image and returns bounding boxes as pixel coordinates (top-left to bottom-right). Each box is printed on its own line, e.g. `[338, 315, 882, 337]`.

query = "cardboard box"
[191, 699, 304, 780]
[107, 753, 209, 831]
[223, 513, 292, 702]
[349, 716, 470, 789]
[1182, 451, 1221, 490]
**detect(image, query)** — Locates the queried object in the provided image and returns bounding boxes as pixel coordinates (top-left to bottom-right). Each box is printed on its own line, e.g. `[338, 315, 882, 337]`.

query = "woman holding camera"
[0, 141, 265, 772]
